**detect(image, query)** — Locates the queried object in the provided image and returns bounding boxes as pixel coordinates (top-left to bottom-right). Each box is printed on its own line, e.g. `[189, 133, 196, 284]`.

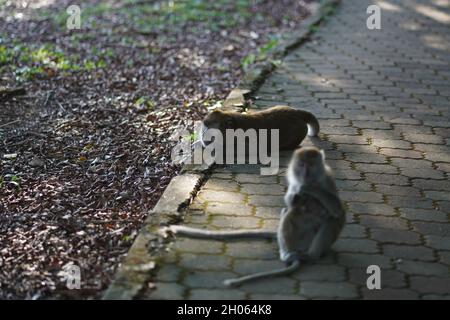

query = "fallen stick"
[0, 87, 27, 99]
[0, 119, 21, 128]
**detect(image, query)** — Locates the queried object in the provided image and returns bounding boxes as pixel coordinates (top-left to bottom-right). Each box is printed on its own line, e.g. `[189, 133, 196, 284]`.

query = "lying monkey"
[200, 106, 320, 150]
[162, 147, 345, 287]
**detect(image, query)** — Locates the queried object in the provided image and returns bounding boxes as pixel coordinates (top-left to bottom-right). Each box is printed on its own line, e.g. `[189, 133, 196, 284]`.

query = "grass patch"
[41, 0, 256, 34]
[0, 42, 108, 81]
[241, 37, 280, 71]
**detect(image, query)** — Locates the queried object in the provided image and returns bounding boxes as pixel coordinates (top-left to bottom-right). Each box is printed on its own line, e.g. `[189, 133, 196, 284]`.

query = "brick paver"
[144, 0, 450, 299]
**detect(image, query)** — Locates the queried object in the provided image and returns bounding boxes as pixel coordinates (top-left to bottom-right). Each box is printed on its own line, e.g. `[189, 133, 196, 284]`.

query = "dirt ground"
[0, 0, 313, 299]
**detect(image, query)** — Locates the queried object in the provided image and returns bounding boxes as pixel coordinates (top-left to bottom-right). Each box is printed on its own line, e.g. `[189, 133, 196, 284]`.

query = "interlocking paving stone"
[345, 153, 388, 164]
[387, 196, 434, 209]
[333, 238, 379, 253]
[292, 264, 347, 282]
[299, 281, 359, 299]
[383, 245, 436, 262]
[340, 224, 367, 239]
[210, 215, 262, 229]
[425, 235, 450, 251]
[139, 0, 450, 300]
[238, 277, 297, 294]
[179, 253, 232, 271]
[400, 208, 449, 223]
[233, 259, 286, 275]
[336, 180, 373, 191]
[375, 185, 421, 197]
[225, 242, 279, 260]
[189, 289, 246, 300]
[347, 203, 397, 216]
[370, 229, 422, 245]
[197, 190, 247, 204]
[340, 191, 384, 203]
[354, 164, 398, 174]
[361, 288, 419, 300]
[183, 271, 238, 289]
[395, 260, 449, 277]
[412, 179, 450, 190]
[337, 253, 393, 269]
[359, 216, 409, 230]
[173, 239, 224, 254]
[147, 283, 186, 300]
[207, 202, 254, 216]
[410, 277, 450, 295]
[412, 222, 450, 237]
[240, 184, 285, 195]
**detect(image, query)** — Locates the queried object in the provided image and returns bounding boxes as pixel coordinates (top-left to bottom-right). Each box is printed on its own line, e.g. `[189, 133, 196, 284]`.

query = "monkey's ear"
[320, 149, 326, 160]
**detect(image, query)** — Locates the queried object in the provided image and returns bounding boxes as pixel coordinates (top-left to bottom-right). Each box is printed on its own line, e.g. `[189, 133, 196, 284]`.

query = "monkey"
[200, 106, 320, 150]
[284, 146, 342, 214]
[161, 147, 345, 287]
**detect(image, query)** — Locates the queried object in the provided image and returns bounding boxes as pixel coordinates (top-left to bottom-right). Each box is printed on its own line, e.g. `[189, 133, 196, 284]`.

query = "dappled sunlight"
[399, 20, 422, 30]
[413, 4, 450, 23]
[296, 74, 343, 90]
[422, 34, 450, 51]
[432, 0, 450, 8]
[0, 0, 57, 21]
[28, 0, 57, 9]
[375, 0, 403, 12]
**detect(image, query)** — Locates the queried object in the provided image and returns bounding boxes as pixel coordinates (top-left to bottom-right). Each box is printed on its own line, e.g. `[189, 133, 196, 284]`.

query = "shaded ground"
[0, 0, 313, 299]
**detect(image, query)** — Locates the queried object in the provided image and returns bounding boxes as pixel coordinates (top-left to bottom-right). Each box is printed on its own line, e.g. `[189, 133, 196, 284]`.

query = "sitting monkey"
[162, 147, 345, 287]
[200, 106, 320, 150]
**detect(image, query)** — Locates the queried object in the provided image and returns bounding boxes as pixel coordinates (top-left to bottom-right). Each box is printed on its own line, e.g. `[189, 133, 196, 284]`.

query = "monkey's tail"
[223, 260, 301, 287]
[303, 111, 320, 137]
[167, 225, 277, 240]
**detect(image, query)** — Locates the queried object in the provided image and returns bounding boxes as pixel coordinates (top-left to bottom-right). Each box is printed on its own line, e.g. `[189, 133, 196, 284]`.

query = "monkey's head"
[288, 147, 326, 185]
[200, 109, 235, 147]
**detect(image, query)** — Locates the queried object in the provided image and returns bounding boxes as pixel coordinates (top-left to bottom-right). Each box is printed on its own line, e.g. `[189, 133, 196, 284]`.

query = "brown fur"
[202, 106, 319, 150]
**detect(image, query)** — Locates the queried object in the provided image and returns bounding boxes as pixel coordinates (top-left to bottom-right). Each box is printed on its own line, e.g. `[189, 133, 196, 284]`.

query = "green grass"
[0, 42, 107, 81]
[241, 37, 280, 71]
[41, 0, 256, 34]
[135, 96, 156, 110]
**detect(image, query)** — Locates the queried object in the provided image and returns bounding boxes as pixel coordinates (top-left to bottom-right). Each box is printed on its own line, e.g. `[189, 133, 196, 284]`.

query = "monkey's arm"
[299, 186, 344, 218]
[284, 185, 300, 207]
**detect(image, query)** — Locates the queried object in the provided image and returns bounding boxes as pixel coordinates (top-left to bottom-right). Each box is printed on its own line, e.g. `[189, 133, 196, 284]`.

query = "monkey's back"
[238, 106, 317, 149]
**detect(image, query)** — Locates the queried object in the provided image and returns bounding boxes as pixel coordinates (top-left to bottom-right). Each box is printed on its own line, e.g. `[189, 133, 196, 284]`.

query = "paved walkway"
[144, 0, 450, 299]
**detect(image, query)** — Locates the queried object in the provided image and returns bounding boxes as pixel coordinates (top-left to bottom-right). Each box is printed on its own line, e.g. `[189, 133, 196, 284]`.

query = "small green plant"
[309, 24, 319, 32]
[258, 38, 279, 58]
[325, 5, 336, 16]
[135, 96, 155, 110]
[0, 45, 13, 65]
[122, 235, 132, 242]
[1, 40, 110, 81]
[189, 132, 199, 143]
[7, 175, 21, 189]
[241, 37, 280, 71]
[84, 60, 96, 71]
[241, 53, 256, 71]
[14, 66, 45, 81]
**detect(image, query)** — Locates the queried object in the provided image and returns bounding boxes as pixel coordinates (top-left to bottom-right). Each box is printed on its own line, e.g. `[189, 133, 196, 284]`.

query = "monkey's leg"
[223, 260, 300, 287]
[307, 219, 340, 261]
[165, 225, 277, 240]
